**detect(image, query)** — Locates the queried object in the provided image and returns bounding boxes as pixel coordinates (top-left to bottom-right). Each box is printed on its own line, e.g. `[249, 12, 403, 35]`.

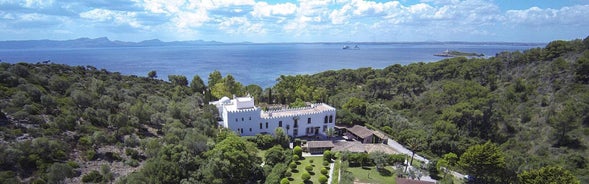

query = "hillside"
[0, 64, 219, 183]
[270, 36, 589, 183]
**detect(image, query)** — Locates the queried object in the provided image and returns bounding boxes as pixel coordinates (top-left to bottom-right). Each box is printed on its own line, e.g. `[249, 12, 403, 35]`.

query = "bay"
[0, 43, 542, 88]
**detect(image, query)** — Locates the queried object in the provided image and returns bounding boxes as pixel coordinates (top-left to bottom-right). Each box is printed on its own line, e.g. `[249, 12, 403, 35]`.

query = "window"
[329, 115, 333, 123]
[242, 118, 244, 121]
[235, 118, 238, 122]
[266, 122, 268, 129]
[307, 118, 311, 124]
[279, 121, 282, 127]
[324, 116, 328, 124]
[294, 121, 298, 128]
[323, 125, 327, 132]
[249, 117, 251, 120]
[293, 129, 298, 136]
[241, 129, 243, 134]
[260, 123, 262, 129]
[249, 128, 252, 132]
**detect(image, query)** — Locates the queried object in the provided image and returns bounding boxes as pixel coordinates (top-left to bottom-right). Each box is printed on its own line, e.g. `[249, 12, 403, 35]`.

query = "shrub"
[323, 150, 332, 161]
[293, 146, 302, 157]
[318, 175, 328, 184]
[285, 170, 292, 177]
[66, 161, 79, 168]
[125, 148, 140, 160]
[301, 172, 311, 181]
[305, 165, 313, 172]
[323, 160, 329, 167]
[104, 152, 122, 161]
[293, 155, 300, 162]
[81, 170, 103, 183]
[125, 159, 140, 167]
[309, 159, 314, 164]
[280, 178, 289, 184]
[321, 167, 328, 175]
[289, 162, 297, 170]
[85, 150, 96, 161]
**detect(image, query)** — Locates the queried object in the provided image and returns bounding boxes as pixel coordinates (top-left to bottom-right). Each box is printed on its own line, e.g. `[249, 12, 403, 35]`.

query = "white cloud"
[328, 4, 352, 24]
[140, 0, 185, 14]
[219, 16, 265, 34]
[506, 5, 589, 26]
[22, 0, 54, 8]
[251, 2, 296, 18]
[80, 9, 145, 28]
[171, 9, 209, 28]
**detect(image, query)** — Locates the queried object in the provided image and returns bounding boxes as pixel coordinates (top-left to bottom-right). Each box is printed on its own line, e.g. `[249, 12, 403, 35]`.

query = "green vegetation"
[348, 167, 396, 184]
[271, 36, 589, 183]
[289, 156, 325, 184]
[1, 36, 588, 183]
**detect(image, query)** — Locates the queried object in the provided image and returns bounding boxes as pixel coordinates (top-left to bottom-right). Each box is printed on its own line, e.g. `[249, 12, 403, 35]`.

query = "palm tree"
[405, 137, 422, 172]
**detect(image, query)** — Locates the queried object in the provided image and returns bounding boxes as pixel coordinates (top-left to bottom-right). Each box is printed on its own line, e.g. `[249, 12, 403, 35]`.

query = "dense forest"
[0, 36, 588, 183]
[267, 36, 589, 183]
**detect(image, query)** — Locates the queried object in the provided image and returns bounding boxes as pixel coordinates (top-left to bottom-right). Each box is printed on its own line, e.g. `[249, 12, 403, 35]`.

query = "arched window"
[259, 123, 262, 129]
[266, 122, 268, 129]
[329, 115, 333, 123]
[324, 116, 328, 124]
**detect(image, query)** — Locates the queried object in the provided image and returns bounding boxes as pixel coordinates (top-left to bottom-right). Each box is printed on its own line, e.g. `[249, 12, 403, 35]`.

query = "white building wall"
[261, 110, 336, 138]
[225, 108, 262, 136]
[215, 96, 337, 138]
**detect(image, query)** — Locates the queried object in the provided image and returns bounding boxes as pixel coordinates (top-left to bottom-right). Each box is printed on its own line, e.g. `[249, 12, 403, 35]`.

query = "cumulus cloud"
[171, 9, 209, 28]
[0, 0, 587, 42]
[22, 0, 54, 8]
[219, 16, 265, 34]
[506, 5, 589, 26]
[251, 2, 296, 18]
[80, 9, 144, 28]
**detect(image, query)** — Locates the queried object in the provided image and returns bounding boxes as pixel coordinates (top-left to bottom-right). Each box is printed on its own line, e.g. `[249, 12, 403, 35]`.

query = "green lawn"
[347, 166, 396, 184]
[289, 156, 329, 184]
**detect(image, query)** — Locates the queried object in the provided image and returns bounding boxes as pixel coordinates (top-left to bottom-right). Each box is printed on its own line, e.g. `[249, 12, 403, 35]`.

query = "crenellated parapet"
[260, 103, 336, 119]
[224, 106, 260, 113]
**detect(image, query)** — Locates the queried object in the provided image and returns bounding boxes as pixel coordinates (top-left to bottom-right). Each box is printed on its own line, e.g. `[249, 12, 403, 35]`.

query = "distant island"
[0, 37, 545, 49]
[434, 50, 485, 57]
[0, 37, 223, 49]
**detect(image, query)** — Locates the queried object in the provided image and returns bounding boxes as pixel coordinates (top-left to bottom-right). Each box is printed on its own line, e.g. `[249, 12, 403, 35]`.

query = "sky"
[0, 0, 588, 43]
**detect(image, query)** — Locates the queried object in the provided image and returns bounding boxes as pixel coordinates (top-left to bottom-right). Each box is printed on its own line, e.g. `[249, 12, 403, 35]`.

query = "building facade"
[211, 96, 336, 138]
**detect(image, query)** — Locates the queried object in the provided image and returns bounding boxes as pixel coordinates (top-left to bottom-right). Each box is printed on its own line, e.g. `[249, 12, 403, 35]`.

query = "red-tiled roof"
[347, 125, 374, 139]
[306, 141, 335, 148]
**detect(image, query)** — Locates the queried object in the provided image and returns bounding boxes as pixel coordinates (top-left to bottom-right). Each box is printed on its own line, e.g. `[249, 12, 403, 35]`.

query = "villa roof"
[332, 141, 397, 154]
[332, 141, 365, 153]
[346, 125, 374, 139]
[260, 103, 335, 118]
[364, 144, 397, 154]
[372, 130, 389, 140]
[306, 141, 335, 148]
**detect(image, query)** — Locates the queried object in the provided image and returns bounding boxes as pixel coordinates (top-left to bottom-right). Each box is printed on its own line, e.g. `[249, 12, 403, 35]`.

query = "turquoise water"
[0, 43, 542, 88]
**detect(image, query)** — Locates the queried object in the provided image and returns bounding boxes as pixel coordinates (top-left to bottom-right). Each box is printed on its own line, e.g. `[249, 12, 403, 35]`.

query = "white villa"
[210, 95, 336, 138]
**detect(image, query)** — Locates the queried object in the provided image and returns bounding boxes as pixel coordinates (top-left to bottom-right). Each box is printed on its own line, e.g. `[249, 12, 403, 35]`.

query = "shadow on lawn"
[377, 168, 393, 176]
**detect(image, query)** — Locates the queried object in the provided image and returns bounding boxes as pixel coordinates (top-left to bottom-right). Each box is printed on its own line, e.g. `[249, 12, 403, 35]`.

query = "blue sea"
[0, 43, 543, 88]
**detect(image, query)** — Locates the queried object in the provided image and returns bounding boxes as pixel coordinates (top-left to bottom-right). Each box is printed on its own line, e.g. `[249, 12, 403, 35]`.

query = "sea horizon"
[0, 42, 544, 88]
